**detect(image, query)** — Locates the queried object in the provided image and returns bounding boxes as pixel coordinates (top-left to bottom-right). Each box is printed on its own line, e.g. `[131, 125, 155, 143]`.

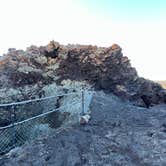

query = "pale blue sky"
[78, 0, 166, 21]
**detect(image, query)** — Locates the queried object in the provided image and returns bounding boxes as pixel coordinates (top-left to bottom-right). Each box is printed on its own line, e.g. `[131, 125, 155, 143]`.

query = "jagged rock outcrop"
[0, 41, 165, 108]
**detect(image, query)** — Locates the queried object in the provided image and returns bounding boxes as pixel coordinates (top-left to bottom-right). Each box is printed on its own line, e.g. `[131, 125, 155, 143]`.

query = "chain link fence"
[0, 91, 93, 155]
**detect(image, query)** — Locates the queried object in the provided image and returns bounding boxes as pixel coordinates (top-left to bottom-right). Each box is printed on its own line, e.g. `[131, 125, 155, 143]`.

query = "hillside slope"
[156, 81, 166, 89]
[1, 41, 166, 165]
[1, 91, 166, 166]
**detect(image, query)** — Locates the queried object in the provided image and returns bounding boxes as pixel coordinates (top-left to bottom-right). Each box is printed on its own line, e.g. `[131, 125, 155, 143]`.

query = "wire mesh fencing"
[0, 90, 93, 155]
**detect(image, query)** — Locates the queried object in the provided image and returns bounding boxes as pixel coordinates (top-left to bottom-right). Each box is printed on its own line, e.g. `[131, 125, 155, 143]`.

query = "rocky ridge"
[0, 41, 166, 108]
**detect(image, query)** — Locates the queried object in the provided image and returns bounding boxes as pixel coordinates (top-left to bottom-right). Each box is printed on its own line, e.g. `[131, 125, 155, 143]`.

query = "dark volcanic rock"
[1, 92, 166, 166]
[0, 41, 166, 107]
[55, 43, 166, 107]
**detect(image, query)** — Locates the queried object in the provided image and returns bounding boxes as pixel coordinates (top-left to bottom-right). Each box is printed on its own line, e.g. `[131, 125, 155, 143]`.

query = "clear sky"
[0, 0, 166, 80]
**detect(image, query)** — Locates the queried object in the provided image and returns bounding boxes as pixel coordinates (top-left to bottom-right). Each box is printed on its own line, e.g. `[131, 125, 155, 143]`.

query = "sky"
[0, 0, 166, 80]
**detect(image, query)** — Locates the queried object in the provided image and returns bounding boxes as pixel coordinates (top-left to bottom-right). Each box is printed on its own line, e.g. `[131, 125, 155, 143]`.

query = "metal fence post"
[11, 105, 16, 148]
[81, 90, 85, 115]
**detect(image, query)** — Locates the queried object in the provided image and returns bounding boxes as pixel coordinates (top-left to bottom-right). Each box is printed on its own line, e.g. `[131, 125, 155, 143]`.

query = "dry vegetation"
[156, 81, 166, 89]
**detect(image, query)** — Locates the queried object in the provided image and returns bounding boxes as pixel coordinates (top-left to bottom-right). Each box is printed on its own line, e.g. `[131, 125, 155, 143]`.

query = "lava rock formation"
[0, 41, 165, 107]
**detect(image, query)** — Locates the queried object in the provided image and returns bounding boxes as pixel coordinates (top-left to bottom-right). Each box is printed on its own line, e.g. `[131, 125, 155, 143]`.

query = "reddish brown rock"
[0, 41, 166, 107]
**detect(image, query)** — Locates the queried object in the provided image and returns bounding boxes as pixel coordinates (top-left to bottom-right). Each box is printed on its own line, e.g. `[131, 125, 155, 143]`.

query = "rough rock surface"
[1, 41, 166, 165]
[0, 41, 166, 107]
[1, 91, 166, 166]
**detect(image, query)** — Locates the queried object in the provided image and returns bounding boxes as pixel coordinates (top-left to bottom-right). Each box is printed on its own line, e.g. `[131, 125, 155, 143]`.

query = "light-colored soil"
[156, 81, 166, 89]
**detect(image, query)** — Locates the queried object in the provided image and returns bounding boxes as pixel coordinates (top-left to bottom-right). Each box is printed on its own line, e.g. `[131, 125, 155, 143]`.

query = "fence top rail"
[0, 100, 79, 130]
[0, 91, 81, 108]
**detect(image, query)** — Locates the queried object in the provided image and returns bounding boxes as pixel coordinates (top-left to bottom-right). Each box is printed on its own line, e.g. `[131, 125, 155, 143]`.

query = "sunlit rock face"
[0, 40, 166, 108]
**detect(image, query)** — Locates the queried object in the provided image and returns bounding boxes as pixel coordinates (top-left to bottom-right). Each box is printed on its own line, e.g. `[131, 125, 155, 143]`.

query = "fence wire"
[0, 91, 93, 155]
